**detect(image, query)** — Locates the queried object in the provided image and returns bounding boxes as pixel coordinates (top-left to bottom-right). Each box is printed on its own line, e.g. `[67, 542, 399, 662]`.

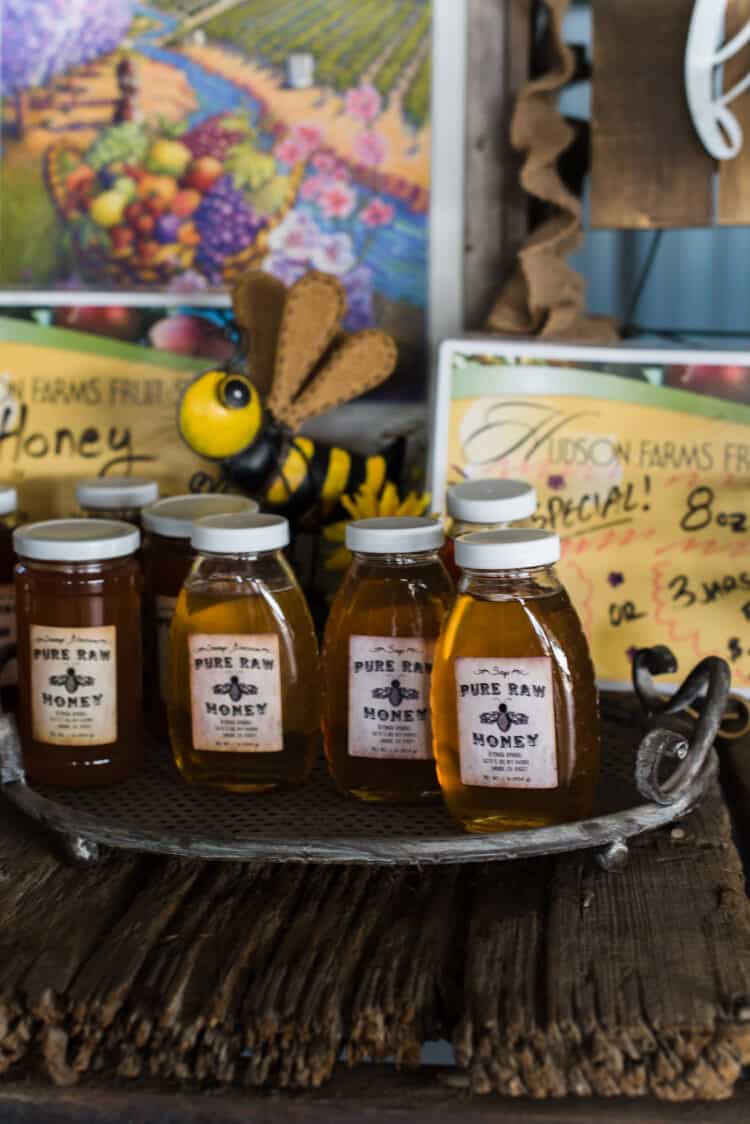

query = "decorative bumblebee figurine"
[178, 270, 401, 524]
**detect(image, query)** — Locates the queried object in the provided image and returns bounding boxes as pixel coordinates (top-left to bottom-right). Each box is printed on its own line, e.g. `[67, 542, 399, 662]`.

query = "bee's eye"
[220, 377, 252, 410]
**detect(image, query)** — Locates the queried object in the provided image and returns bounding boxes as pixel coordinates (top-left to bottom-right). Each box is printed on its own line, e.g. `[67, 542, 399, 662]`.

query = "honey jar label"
[0, 583, 17, 687]
[30, 625, 117, 746]
[188, 633, 282, 753]
[156, 595, 178, 700]
[455, 657, 558, 788]
[348, 636, 434, 760]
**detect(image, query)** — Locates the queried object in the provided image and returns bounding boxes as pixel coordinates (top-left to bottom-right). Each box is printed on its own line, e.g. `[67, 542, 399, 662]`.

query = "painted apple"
[666, 364, 750, 403]
[183, 156, 223, 193]
[53, 306, 142, 342]
[138, 174, 178, 207]
[149, 314, 234, 360]
[172, 188, 202, 218]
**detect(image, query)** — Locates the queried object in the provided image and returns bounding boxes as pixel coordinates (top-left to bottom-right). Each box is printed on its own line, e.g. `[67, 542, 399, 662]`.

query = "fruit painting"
[0, 0, 432, 345]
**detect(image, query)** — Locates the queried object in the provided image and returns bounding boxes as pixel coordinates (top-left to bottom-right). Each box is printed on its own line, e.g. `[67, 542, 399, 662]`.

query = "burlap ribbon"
[487, 0, 619, 342]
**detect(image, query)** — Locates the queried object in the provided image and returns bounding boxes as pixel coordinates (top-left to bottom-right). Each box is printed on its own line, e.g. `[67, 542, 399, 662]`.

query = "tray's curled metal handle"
[632, 646, 731, 805]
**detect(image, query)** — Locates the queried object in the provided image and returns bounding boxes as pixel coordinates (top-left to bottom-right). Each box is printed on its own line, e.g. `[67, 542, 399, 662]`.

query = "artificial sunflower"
[323, 483, 432, 571]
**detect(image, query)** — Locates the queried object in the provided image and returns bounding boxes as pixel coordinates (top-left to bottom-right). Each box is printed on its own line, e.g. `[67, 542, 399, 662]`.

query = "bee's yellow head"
[178, 369, 263, 460]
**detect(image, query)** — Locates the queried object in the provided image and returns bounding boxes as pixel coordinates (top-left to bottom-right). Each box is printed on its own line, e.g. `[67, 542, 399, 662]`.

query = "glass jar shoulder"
[339, 556, 453, 612]
[184, 550, 297, 597]
[324, 557, 452, 658]
[176, 553, 313, 639]
[437, 582, 573, 663]
[15, 556, 140, 595]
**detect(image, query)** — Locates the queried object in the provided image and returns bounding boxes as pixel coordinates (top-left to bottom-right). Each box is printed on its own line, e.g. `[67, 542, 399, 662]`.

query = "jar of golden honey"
[77, 477, 160, 525]
[0, 486, 20, 702]
[432, 529, 599, 833]
[141, 493, 258, 738]
[442, 479, 537, 581]
[322, 516, 453, 802]
[168, 513, 320, 792]
[14, 519, 142, 787]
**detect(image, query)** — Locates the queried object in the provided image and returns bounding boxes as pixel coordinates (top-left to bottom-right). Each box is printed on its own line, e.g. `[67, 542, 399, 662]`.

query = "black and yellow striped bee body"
[178, 369, 400, 524]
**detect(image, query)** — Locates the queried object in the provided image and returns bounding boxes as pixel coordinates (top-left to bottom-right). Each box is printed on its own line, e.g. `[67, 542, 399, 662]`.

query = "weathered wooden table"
[0, 712, 749, 1120]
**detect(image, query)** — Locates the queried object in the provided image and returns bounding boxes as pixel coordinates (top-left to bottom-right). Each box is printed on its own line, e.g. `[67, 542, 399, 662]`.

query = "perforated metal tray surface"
[0, 705, 712, 866]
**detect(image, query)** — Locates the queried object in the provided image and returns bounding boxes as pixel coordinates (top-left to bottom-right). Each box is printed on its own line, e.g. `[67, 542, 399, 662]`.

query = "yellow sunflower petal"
[379, 482, 399, 515]
[398, 491, 424, 516]
[323, 521, 347, 543]
[324, 546, 352, 572]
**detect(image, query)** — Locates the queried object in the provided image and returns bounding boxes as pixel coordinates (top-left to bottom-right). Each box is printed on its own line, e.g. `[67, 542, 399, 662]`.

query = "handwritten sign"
[0, 317, 212, 518]
[431, 341, 750, 691]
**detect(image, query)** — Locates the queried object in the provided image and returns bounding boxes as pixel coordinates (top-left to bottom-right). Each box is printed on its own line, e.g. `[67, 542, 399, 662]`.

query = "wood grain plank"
[718, 0, 750, 224]
[455, 782, 750, 1098]
[591, 0, 715, 229]
[4, 1070, 750, 1124]
[463, 0, 531, 327]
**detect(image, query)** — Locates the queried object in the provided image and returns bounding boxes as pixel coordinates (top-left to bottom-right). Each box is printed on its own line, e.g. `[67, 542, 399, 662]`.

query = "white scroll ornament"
[685, 0, 750, 159]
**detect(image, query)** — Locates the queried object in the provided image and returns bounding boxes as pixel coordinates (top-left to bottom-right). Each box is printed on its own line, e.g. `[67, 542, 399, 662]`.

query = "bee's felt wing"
[213, 684, 232, 695]
[239, 684, 254, 696]
[79, 675, 95, 686]
[49, 675, 66, 686]
[267, 271, 346, 424]
[510, 712, 529, 725]
[372, 687, 390, 698]
[479, 712, 497, 723]
[283, 329, 398, 430]
[232, 270, 286, 399]
[402, 687, 419, 699]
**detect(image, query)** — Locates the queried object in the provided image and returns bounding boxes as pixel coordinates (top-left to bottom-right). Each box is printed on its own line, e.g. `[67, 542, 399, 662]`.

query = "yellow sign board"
[431, 343, 750, 691]
[0, 318, 213, 518]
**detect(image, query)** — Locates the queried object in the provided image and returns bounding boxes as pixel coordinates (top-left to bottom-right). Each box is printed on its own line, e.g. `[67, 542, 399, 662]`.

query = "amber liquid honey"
[432, 570, 599, 832]
[322, 552, 453, 802]
[0, 520, 18, 710]
[16, 556, 143, 787]
[142, 532, 194, 739]
[168, 562, 320, 792]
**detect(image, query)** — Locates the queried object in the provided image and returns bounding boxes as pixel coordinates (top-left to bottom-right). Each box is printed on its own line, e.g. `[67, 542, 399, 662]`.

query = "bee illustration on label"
[49, 668, 95, 694]
[372, 678, 420, 708]
[480, 703, 529, 733]
[213, 675, 258, 703]
[177, 271, 401, 526]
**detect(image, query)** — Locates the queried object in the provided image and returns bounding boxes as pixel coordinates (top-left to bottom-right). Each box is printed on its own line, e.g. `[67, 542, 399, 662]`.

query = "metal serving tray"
[0, 647, 733, 871]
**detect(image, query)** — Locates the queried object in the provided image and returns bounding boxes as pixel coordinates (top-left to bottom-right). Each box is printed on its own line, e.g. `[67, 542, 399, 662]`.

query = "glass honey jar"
[141, 493, 258, 739]
[76, 476, 160, 526]
[168, 513, 320, 792]
[432, 529, 599, 833]
[14, 519, 143, 787]
[322, 516, 453, 802]
[442, 479, 537, 582]
[0, 485, 20, 703]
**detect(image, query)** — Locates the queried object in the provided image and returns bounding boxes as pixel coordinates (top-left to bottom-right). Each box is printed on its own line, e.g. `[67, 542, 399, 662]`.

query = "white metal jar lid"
[14, 519, 141, 562]
[142, 494, 258, 539]
[346, 516, 444, 554]
[191, 513, 289, 554]
[76, 476, 160, 510]
[455, 529, 560, 571]
[0, 485, 18, 516]
[447, 478, 537, 523]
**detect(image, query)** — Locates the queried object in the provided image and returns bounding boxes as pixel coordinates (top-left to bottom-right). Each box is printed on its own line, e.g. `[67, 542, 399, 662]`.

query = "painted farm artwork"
[0, 1, 432, 340]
